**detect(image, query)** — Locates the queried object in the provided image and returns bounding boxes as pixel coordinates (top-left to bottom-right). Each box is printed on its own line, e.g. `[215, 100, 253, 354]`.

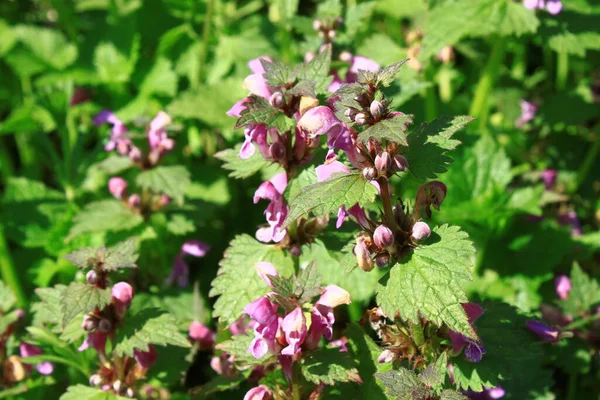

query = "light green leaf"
[14, 25, 78, 70]
[404, 116, 475, 180]
[234, 95, 289, 131]
[0, 280, 16, 313]
[215, 145, 271, 179]
[301, 347, 361, 385]
[298, 45, 333, 93]
[283, 173, 378, 227]
[358, 114, 414, 146]
[216, 334, 269, 367]
[139, 57, 178, 97]
[0, 19, 16, 56]
[60, 385, 129, 400]
[283, 167, 318, 202]
[94, 38, 139, 84]
[375, 59, 409, 88]
[136, 165, 191, 204]
[63, 239, 138, 271]
[375, 368, 421, 400]
[209, 235, 294, 325]
[345, 2, 376, 38]
[60, 282, 112, 327]
[167, 214, 196, 236]
[114, 308, 191, 356]
[68, 200, 144, 240]
[376, 225, 475, 338]
[560, 263, 600, 315]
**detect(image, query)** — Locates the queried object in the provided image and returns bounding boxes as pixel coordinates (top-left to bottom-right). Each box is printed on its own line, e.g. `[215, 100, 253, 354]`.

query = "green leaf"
[234, 95, 288, 131]
[376, 368, 421, 400]
[139, 57, 178, 97]
[64, 239, 138, 271]
[0, 19, 16, 56]
[283, 167, 318, 202]
[14, 25, 78, 70]
[376, 225, 475, 338]
[358, 114, 415, 146]
[60, 282, 112, 327]
[114, 308, 191, 357]
[375, 59, 409, 87]
[215, 145, 271, 179]
[345, 2, 376, 38]
[94, 40, 138, 84]
[298, 45, 333, 93]
[31, 286, 65, 328]
[0, 280, 16, 313]
[136, 165, 191, 204]
[68, 200, 144, 240]
[560, 263, 600, 315]
[262, 58, 295, 87]
[209, 235, 294, 325]
[0, 103, 56, 135]
[283, 173, 378, 227]
[60, 385, 129, 400]
[439, 391, 468, 400]
[301, 347, 361, 385]
[216, 334, 269, 367]
[404, 116, 475, 180]
[167, 214, 196, 236]
[452, 302, 550, 397]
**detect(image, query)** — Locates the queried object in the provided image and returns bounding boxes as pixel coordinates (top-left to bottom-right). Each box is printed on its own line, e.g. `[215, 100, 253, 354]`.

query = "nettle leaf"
[298, 45, 333, 93]
[287, 79, 316, 97]
[114, 308, 191, 357]
[64, 239, 138, 271]
[32, 285, 65, 328]
[209, 235, 294, 325]
[0, 280, 16, 313]
[301, 347, 361, 385]
[375, 59, 409, 87]
[68, 200, 144, 240]
[234, 95, 288, 130]
[358, 114, 415, 146]
[215, 144, 272, 179]
[216, 334, 269, 367]
[283, 167, 318, 203]
[440, 391, 469, 400]
[136, 165, 191, 204]
[166, 214, 196, 236]
[376, 225, 476, 338]
[560, 263, 600, 315]
[60, 283, 112, 327]
[263, 58, 295, 86]
[14, 25, 78, 70]
[404, 116, 475, 180]
[376, 368, 421, 400]
[283, 173, 378, 227]
[60, 384, 129, 400]
[452, 302, 550, 397]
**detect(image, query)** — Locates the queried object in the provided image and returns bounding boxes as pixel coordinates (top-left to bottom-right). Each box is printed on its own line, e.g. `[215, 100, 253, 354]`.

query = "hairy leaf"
[376, 368, 421, 400]
[60, 283, 112, 327]
[375, 59, 409, 87]
[60, 384, 129, 400]
[301, 347, 361, 385]
[358, 114, 415, 146]
[215, 145, 272, 179]
[216, 334, 269, 367]
[283, 173, 378, 227]
[298, 45, 333, 93]
[136, 165, 191, 204]
[234, 95, 287, 130]
[377, 225, 476, 338]
[68, 200, 144, 240]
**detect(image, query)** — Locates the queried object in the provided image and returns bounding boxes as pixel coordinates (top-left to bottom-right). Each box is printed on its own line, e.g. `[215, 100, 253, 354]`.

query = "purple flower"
[108, 177, 128, 199]
[112, 282, 134, 317]
[134, 345, 157, 369]
[449, 303, 486, 363]
[540, 169, 557, 190]
[330, 337, 349, 352]
[94, 110, 130, 155]
[189, 321, 215, 349]
[412, 221, 431, 241]
[298, 106, 344, 139]
[78, 330, 107, 354]
[527, 320, 560, 343]
[20, 343, 53, 375]
[555, 275, 571, 299]
[244, 297, 281, 358]
[243, 58, 272, 99]
[227, 98, 250, 117]
[516, 99, 537, 127]
[373, 225, 394, 249]
[305, 304, 335, 349]
[558, 211, 582, 236]
[254, 173, 288, 243]
[524, 0, 562, 14]
[281, 307, 307, 356]
[166, 240, 210, 287]
[244, 385, 272, 400]
[465, 386, 505, 400]
[147, 111, 174, 163]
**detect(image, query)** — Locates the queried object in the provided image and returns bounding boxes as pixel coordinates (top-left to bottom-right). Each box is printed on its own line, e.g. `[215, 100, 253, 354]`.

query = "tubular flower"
[254, 173, 288, 243]
[166, 240, 210, 287]
[280, 307, 308, 356]
[448, 303, 486, 363]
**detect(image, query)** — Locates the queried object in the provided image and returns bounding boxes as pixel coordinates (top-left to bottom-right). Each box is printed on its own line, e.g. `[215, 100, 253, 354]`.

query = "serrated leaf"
[139, 57, 178, 97]
[14, 25, 78, 70]
[68, 200, 144, 240]
[136, 165, 191, 204]
[376, 368, 421, 400]
[215, 145, 272, 179]
[301, 347, 361, 385]
[376, 225, 475, 338]
[63, 247, 97, 269]
[283, 173, 378, 227]
[114, 308, 191, 356]
[60, 384, 129, 400]
[60, 283, 112, 327]
[64, 239, 138, 271]
[404, 116, 475, 180]
[299, 45, 333, 93]
[0, 280, 16, 313]
[262, 58, 294, 86]
[209, 235, 294, 325]
[283, 167, 318, 202]
[167, 214, 196, 236]
[234, 95, 288, 130]
[375, 59, 409, 87]
[32, 286, 65, 328]
[287, 80, 316, 97]
[439, 390, 468, 400]
[560, 263, 600, 315]
[216, 334, 269, 367]
[358, 115, 415, 146]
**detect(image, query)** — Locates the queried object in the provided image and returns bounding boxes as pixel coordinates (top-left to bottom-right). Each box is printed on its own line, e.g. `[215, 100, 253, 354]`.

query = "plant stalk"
[0, 225, 27, 307]
[574, 136, 600, 193]
[378, 177, 398, 231]
[556, 51, 568, 92]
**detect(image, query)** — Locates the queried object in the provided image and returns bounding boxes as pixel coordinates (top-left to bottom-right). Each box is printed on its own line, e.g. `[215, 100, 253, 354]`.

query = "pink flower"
[166, 240, 210, 287]
[112, 282, 134, 316]
[182, 240, 210, 257]
[540, 169, 557, 190]
[254, 173, 288, 243]
[227, 98, 250, 117]
[317, 285, 351, 308]
[554, 275, 571, 300]
[210, 353, 237, 378]
[516, 99, 537, 127]
[78, 330, 108, 354]
[558, 211, 582, 236]
[94, 110, 130, 155]
[189, 321, 215, 349]
[298, 106, 344, 139]
[524, 0, 562, 14]
[244, 297, 281, 358]
[244, 385, 272, 400]
[20, 342, 54, 375]
[412, 221, 431, 240]
[256, 262, 278, 287]
[108, 177, 128, 199]
[280, 307, 307, 356]
[243, 58, 272, 99]
[304, 304, 335, 349]
[347, 56, 380, 82]
[134, 345, 158, 369]
[373, 225, 394, 249]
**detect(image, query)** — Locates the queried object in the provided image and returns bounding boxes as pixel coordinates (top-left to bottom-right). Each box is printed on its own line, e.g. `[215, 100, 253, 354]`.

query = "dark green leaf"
[59, 282, 112, 327]
[358, 114, 415, 146]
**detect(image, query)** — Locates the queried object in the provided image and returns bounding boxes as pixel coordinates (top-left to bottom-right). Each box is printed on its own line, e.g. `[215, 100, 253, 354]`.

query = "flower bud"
[375, 253, 390, 268]
[339, 51, 353, 63]
[377, 349, 395, 363]
[268, 141, 286, 160]
[269, 92, 284, 108]
[14, 309, 25, 319]
[86, 270, 98, 285]
[374, 152, 391, 175]
[128, 147, 142, 162]
[244, 385, 272, 400]
[113, 380, 123, 393]
[555, 275, 571, 300]
[363, 167, 376, 181]
[373, 225, 394, 249]
[89, 374, 102, 386]
[134, 345, 158, 369]
[3, 356, 26, 383]
[329, 30, 337, 39]
[312, 20, 322, 31]
[128, 194, 141, 208]
[290, 245, 302, 257]
[317, 285, 351, 308]
[344, 108, 357, 121]
[526, 320, 561, 343]
[392, 154, 409, 172]
[161, 138, 175, 151]
[108, 177, 128, 199]
[354, 236, 374, 272]
[354, 112, 368, 125]
[112, 282, 134, 316]
[98, 318, 112, 333]
[126, 388, 135, 398]
[369, 100, 385, 119]
[411, 221, 431, 241]
[82, 315, 98, 331]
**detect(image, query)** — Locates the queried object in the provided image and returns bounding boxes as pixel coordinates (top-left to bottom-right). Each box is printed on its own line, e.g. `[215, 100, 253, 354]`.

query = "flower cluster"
[523, 0, 563, 15]
[515, 99, 537, 127]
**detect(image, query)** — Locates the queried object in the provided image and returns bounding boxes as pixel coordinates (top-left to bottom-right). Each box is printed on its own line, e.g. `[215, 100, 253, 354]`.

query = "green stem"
[556, 51, 568, 92]
[378, 177, 398, 231]
[574, 136, 600, 193]
[0, 225, 26, 307]
[567, 373, 577, 400]
[197, 0, 214, 86]
[469, 37, 506, 132]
